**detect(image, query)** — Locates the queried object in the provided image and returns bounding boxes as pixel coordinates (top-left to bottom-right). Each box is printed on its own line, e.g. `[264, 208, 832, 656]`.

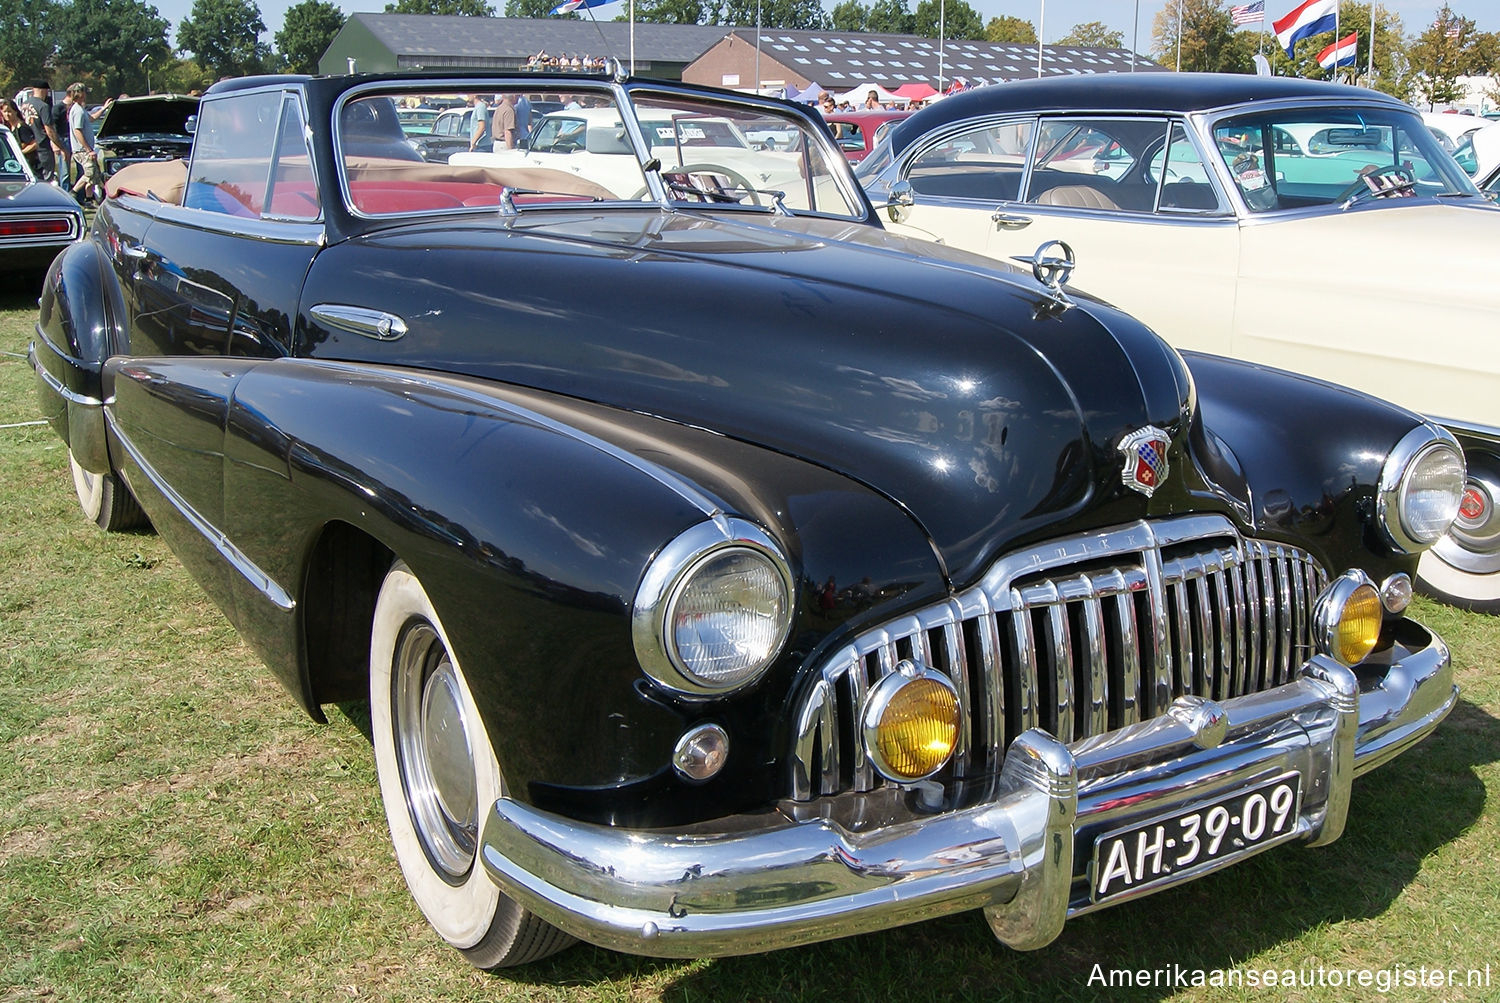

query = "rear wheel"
[69, 449, 147, 531]
[369, 561, 573, 968]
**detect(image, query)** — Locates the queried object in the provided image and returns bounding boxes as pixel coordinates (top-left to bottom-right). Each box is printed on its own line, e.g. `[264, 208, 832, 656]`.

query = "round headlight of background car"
[1378, 425, 1466, 553]
[633, 518, 794, 697]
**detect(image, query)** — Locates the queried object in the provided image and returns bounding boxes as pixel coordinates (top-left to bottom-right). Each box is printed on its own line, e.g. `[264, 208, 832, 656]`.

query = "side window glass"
[1153, 123, 1221, 213]
[267, 100, 318, 220]
[906, 119, 1031, 201]
[1027, 117, 1163, 213]
[185, 92, 280, 217]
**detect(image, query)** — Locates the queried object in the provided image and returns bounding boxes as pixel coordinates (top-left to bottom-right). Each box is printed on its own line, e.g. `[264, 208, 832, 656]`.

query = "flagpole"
[1131, 0, 1138, 71]
[1338, 0, 1350, 81]
[1368, 0, 1375, 81]
[630, 0, 635, 75]
[1175, 0, 1183, 72]
[1036, 1, 1044, 78]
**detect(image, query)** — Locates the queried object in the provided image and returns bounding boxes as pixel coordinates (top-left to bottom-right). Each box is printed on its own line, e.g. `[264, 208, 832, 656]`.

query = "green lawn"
[2, 281, 1497, 1002]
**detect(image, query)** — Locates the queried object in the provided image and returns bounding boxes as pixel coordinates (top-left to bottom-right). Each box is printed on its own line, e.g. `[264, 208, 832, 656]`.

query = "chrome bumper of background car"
[479, 625, 1453, 958]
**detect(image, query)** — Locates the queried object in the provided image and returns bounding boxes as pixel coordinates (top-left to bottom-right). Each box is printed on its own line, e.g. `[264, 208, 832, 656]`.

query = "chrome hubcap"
[393, 621, 478, 880]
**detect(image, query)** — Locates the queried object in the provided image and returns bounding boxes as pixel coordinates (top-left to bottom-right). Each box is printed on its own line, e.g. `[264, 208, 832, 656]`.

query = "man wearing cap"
[20, 81, 62, 182]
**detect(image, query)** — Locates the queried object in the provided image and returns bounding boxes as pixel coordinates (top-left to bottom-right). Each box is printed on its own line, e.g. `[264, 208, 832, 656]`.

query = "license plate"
[1091, 774, 1302, 903]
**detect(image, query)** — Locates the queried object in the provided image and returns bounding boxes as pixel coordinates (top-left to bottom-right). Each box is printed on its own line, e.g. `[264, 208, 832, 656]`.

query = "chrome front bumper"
[479, 621, 1454, 958]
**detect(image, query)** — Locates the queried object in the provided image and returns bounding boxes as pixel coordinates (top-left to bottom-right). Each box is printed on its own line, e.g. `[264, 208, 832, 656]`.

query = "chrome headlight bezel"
[1377, 424, 1466, 554]
[632, 517, 795, 698]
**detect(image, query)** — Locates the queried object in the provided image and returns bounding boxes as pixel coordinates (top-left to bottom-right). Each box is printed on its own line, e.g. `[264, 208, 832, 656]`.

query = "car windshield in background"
[1, 129, 30, 180]
[1210, 108, 1478, 212]
[335, 84, 860, 219]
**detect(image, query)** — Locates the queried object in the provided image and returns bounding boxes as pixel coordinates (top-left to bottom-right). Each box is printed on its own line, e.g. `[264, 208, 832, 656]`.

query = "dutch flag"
[1273, 0, 1339, 58]
[1317, 31, 1358, 71]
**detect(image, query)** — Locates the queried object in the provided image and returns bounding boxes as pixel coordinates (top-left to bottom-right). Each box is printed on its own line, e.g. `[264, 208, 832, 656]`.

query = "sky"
[144, 0, 1495, 56]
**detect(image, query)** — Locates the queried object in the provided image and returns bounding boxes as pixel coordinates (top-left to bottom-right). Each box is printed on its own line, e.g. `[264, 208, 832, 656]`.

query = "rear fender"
[32, 240, 127, 474]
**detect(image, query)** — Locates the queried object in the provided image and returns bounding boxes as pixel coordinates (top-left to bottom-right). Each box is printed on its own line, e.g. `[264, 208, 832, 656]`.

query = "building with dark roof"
[319, 14, 1161, 91]
[319, 14, 730, 78]
[686, 28, 1161, 94]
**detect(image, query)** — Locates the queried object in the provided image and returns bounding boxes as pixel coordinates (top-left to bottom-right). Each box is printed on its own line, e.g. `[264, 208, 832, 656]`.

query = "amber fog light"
[1314, 571, 1384, 667]
[862, 661, 959, 783]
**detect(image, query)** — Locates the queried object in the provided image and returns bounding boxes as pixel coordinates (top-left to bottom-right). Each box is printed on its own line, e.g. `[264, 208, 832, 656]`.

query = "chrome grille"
[789, 515, 1328, 801]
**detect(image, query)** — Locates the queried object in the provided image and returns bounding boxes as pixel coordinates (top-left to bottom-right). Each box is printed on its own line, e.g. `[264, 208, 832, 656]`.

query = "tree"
[632, 0, 703, 22]
[507, 0, 572, 14]
[275, 0, 343, 74]
[158, 57, 214, 94]
[1407, 4, 1472, 107]
[829, 0, 867, 31]
[1151, 0, 1254, 73]
[1059, 20, 1122, 49]
[866, 0, 911, 34]
[0, 0, 58, 97]
[178, 0, 270, 79]
[384, 0, 494, 14]
[715, 0, 826, 29]
[984, 15, 1035, 44]
[51, 0, 171, 96]
[913, 0, 982, 41]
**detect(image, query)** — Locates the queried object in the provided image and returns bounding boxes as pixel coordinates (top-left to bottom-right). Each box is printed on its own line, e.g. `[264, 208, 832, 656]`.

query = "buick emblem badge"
[1118, 425, 1171, 497]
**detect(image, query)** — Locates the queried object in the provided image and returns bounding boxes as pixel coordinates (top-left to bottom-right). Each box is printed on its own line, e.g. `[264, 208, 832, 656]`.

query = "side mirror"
[184, 115, 197, 135]
[885, 180, 914, 223]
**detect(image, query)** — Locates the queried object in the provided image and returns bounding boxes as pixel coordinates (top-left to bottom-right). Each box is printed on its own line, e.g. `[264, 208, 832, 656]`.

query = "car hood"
[303, 211, 1196, 584]
[96, 96, 198, 140]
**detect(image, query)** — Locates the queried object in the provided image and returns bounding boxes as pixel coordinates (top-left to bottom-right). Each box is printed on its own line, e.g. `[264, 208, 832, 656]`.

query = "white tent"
[833, 82, 904, 107]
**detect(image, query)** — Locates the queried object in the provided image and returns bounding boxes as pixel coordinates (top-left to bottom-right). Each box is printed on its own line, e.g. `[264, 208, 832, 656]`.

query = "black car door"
[110, 87, 323, 537]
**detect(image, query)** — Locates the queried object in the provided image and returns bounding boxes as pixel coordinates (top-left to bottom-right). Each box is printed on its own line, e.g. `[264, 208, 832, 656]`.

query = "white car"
[452, 105, 808, 202]
[860, 73, 1500, 612]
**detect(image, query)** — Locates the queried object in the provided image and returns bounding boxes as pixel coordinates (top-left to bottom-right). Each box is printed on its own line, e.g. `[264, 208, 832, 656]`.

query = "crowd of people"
[524, 51, 611, 72]
[4, 79, 114, 204]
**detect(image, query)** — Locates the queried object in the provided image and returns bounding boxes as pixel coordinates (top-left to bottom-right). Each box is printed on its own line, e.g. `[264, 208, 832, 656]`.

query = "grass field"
[2, 279, 1497, 1002]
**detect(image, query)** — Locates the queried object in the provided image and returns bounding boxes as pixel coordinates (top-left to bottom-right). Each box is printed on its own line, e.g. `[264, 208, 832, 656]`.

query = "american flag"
[1231, 1, 1265, 25]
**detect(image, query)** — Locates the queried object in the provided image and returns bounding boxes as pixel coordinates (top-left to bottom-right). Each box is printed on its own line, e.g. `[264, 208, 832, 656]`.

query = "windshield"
[335, 83, 862, 219]
[0, 127, 31, 181]
[1210, 107, 1479, 213]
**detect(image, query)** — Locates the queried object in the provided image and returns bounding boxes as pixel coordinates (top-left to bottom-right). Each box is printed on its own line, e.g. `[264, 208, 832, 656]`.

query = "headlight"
[1377, 425, 1466, 553]
[633, 518, 794, 697]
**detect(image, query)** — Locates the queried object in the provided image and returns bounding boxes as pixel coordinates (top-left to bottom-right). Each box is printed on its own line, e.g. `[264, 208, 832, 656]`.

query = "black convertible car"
[32, 72, 1463, 969]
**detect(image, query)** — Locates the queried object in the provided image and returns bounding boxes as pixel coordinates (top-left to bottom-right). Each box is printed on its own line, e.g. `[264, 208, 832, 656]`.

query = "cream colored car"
[860, 73, 1500, 612]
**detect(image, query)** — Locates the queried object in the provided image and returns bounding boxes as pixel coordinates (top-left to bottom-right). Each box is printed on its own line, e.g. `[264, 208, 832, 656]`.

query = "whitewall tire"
[369, 561, 573, 968]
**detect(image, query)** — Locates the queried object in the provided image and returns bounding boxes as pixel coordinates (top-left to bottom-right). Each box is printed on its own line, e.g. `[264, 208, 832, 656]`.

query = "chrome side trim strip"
[107, 415, 295, 612]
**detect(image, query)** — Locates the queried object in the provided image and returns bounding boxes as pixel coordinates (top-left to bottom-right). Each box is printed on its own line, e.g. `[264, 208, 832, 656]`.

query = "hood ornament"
[1118, 425, 1171, 497]
[1010, 239, 1075, 317]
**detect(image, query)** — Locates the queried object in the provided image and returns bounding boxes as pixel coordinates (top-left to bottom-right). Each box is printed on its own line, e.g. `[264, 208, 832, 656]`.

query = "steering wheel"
[667, 162, 763, 206]
[1334, 164, 1417, 205]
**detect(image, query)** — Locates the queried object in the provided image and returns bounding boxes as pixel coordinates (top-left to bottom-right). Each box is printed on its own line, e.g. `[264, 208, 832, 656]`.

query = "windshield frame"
[330, 77, 874, 224]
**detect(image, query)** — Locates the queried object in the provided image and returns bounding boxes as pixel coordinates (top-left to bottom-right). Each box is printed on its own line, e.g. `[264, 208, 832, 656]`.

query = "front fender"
[32, 239, 127, 474]
[206, 360, 945, 825]
[1186, 351, 1427, 578]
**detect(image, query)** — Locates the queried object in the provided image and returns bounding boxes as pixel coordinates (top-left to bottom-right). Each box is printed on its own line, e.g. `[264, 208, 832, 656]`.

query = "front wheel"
[1416, 448, 1500, 614]
[69, 449, 147, 531]
[369, 561, 574, 967]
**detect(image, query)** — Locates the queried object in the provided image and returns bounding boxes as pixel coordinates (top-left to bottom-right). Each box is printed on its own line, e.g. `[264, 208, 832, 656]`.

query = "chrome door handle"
[121, 243, 150, 260]
[992, 213, 1033, 229]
